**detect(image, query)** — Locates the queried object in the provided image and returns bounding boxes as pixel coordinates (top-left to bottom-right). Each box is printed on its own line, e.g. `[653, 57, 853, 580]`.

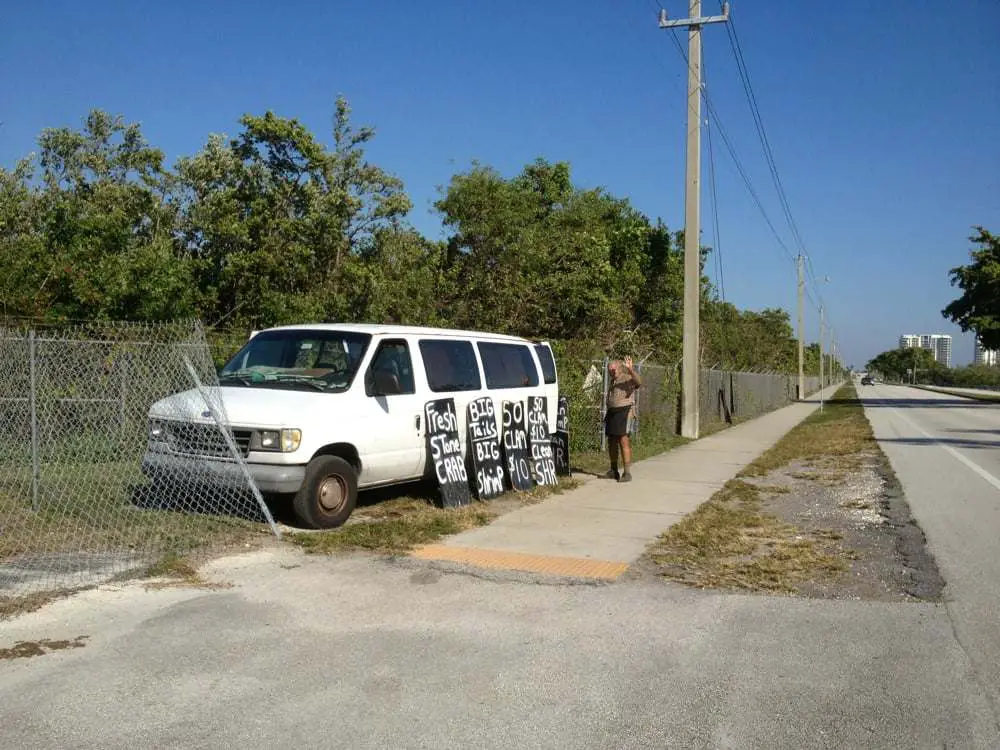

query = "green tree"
[942, 227, 1000, 349]
[634, 223, 684, 358]
[867, 347, 940, 382]
[435, 159, 647, 342]
[0, 159, 46, 317]
[354, 227, 451, 325]
[702, 305, 797, 372]
[175, 97, 411, 328]
[1, 111, 194, 321]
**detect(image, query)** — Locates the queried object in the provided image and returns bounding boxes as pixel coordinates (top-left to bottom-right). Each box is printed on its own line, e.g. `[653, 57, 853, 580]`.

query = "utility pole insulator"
[659, 8, 668, 25]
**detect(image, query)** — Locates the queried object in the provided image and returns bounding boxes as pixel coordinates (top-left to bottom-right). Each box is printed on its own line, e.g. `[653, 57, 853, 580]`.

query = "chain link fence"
[0, 316, 827, 601]
[561, 357, 822, 455]
[0, 320, 279, 601]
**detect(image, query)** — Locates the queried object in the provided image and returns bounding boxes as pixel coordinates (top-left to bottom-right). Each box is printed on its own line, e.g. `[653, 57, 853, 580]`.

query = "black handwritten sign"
[502, 400, 533, 491]
[425, 398, 471, 508]
[467, 397, 505, 500]
[552, 395, 571, 477]
[527, 396, 558, 486]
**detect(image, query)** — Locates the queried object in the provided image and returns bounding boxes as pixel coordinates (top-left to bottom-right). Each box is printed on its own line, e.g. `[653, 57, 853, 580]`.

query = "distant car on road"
[861, 375, 874, 386]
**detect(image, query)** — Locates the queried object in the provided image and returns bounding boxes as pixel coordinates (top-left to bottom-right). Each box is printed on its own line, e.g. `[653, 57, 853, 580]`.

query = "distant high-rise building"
[899, 333, 952, 368]
[974, 337, 998, 367]
[935, 336, 952, 368]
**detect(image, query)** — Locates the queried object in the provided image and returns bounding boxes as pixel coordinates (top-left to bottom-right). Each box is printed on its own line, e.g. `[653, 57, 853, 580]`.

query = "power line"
[643, 1, 796, 271]
[663, 23, 798, 268]
[724, 5, 829, 310]
[641, 2, 834, 331]
[704, 53, 726, 302]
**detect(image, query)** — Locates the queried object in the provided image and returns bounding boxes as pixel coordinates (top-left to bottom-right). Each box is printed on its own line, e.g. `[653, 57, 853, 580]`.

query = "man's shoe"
[619, 471, 633, 483]
[604, 468, 620, 480]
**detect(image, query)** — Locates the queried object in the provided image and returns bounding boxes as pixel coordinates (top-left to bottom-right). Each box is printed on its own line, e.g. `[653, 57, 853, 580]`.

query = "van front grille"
[163, 422, 252, 459]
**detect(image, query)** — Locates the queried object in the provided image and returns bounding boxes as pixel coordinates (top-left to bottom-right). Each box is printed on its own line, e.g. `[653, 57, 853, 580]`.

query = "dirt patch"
[0, 635, 88, 661]
[745, 453, 944, 601]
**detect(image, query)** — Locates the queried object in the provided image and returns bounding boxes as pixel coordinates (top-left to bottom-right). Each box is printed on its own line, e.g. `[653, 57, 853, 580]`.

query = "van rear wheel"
[293, 455, 358, 529]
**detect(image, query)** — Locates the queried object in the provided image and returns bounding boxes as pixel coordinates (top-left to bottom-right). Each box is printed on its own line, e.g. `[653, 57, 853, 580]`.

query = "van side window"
[478, 342, 539, 389]
[419, 340, 482, 392]
[534, 344, 557, 385]
[367, 340, 415, 396]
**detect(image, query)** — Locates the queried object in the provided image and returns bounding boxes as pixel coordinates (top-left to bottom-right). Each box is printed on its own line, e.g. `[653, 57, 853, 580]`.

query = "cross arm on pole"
[658, 4, 729, 29]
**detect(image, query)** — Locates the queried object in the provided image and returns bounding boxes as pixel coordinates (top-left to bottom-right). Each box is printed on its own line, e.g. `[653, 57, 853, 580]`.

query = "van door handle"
[415, 415, 421, 431]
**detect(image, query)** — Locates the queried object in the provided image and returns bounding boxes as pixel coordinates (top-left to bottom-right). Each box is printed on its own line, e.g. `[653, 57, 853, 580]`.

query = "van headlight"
[253, 429, 302, 453]
[148, 419, 166, 440]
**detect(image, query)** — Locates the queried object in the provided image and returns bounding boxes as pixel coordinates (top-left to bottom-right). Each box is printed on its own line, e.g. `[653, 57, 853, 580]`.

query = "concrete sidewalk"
[413, 385, 842, 579]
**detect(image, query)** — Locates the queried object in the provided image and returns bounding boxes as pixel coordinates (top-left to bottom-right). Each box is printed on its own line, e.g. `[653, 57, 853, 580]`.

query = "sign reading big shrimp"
[501, 400, 534, 491]
[425, 398, 471, 508]
[467, 396, 505, 500]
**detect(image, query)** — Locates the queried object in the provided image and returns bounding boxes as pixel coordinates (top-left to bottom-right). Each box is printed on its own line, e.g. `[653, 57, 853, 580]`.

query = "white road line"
[889, 406, 1000, 494]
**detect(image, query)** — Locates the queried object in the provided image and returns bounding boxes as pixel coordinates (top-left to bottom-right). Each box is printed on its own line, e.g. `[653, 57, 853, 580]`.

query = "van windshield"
[219, 330, 372, 393]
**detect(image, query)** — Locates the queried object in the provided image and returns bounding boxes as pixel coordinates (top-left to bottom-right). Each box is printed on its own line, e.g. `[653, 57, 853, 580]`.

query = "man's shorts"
[604, 405, 632, 437]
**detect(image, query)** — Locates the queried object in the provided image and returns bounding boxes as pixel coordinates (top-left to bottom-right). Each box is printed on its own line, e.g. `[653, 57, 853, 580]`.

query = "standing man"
[605, 356, 641, 482]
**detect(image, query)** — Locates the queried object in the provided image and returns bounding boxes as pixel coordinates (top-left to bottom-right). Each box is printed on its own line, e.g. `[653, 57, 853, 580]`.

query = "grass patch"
[572, 434, 689, 476]
[647, 384, 868, 592]
[0, 587, 93, 621]
[144, 553, 199, 581]
[291, 478, 580, 556]
[741, 384, 874, 478]
[141, 552, 235, 591]
[649, 477, 847, 592]
[0, 462, 269, 565]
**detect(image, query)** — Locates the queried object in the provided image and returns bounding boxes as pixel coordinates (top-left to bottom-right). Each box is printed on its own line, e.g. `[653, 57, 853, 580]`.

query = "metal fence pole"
[599, 357, 609, 452]
[119, 355, 128, 430]
[28, 330, 40, 511]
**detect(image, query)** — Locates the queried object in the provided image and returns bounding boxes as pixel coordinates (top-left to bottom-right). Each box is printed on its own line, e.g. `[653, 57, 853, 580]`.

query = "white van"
[142, 324, 559, 529]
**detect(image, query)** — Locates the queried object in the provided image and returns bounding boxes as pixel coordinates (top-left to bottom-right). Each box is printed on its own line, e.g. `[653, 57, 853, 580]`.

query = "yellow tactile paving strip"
[411, 545, 629, 581]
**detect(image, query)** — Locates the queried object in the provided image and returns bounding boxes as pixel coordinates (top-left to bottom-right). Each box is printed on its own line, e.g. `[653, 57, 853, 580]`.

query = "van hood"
[149, 386, 340, 429]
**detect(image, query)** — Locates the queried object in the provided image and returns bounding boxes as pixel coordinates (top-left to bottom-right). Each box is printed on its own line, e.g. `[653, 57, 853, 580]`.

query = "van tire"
[293, 456, 358, 529]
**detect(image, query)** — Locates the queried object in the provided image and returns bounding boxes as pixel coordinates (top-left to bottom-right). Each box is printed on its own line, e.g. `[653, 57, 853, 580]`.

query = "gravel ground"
[746, 452, 945, 602]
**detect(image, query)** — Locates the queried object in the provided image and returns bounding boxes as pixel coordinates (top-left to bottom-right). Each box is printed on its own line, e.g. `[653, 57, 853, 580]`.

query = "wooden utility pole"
[659, 1, 730, 439]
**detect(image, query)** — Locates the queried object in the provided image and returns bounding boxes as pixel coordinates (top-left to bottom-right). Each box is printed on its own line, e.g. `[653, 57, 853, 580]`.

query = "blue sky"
[2, 0, 997, 366]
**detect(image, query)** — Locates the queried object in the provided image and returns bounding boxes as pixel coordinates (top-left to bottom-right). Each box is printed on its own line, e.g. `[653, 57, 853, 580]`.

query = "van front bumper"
[141, 451, 306, 494]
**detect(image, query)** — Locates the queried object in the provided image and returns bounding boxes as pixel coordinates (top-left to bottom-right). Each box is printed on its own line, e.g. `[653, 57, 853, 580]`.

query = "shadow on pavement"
[875, 436, 1000, 450]
[859, 397, 1000, 409]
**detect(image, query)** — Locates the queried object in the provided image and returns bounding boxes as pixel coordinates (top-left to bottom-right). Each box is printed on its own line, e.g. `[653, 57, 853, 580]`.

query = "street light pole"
[819, 304, 825, 410]
[797, 254, 805, 400]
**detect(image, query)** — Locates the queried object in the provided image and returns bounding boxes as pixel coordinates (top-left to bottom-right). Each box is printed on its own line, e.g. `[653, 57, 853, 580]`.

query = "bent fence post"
[183, 356, 282, 540]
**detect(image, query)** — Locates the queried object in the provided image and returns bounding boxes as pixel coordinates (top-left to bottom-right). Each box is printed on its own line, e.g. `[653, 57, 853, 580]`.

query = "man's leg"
[619, 435, 633, 482]
[606, 436, 620, 479]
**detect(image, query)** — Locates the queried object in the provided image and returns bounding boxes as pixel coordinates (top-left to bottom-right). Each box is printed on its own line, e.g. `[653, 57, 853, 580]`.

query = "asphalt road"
[859, 382, 1000, 719]
[3, 385, 1000, 748]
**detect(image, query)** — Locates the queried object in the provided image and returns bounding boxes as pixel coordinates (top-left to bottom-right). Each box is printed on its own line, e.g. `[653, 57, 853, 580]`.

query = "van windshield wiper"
[218, 372, 255, 386]
[271, 374, 329, 391]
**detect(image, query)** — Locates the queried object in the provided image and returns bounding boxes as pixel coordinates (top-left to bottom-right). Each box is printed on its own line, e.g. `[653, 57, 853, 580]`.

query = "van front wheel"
[293, 456, 358, 529]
